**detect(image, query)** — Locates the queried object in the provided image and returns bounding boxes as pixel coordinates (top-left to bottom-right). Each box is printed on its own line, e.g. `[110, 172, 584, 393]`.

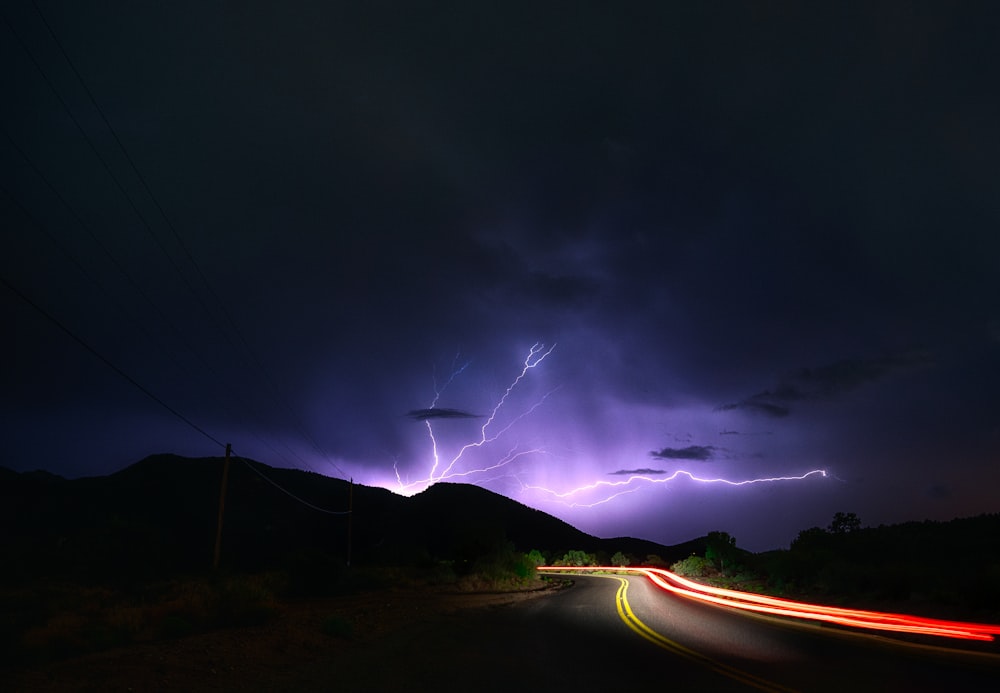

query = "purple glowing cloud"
[372, 344, 830, 545]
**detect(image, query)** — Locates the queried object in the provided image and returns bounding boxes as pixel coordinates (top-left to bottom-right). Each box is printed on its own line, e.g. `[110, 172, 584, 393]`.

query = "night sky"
[3, 2, 998, 551]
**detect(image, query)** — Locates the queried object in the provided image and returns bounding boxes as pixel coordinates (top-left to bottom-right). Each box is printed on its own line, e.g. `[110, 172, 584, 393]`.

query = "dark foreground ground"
[2, 585, 565, 693]
[6, 577, 999, 692]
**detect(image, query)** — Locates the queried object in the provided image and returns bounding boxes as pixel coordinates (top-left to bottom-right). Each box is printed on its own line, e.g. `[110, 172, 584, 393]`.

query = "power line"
[232, 450, 351, 515]
[4, 9, 292, 457]
[2, 270, 352, 518]
[1, 10, 215, 325]
[3, 139, 338, 479]
[3, 135, 290, 456]
[4, 13, 346, 481]
[28, 0, 234, 338]
[1, 273, 227, 450]
[1, 269, 354, 519]
[25, 2, 349, 479]
[1, 132, 229, 383]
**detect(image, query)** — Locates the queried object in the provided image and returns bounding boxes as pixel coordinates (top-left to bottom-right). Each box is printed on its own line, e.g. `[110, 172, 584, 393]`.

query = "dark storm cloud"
[785, 353, 931, 397]
[2, 1, 999, 552]
[650, 445, 716, 461]
[610, 468, 666, 476]
[406, 408, 480, 421]
[718, 353, 931, 417]
[716, 400, 791, 418]
[518, 272, 602, 308]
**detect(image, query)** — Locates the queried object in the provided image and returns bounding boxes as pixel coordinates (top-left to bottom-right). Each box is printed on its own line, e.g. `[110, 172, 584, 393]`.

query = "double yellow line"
[610, 576, 798, 693]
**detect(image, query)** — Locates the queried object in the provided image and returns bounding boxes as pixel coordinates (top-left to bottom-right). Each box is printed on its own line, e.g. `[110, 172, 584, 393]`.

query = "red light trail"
[538, 566, 1000, 642]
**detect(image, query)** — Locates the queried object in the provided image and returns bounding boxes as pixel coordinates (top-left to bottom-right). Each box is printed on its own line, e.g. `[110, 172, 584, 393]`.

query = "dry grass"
[2, 573, 283, 667]
[3, 580, 565, 692]
[1, 567, 549, 673]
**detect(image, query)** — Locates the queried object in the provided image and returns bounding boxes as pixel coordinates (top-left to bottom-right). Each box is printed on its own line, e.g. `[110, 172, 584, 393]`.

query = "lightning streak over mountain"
[388, 345, 828, 509]
[393, 343, 556, 494]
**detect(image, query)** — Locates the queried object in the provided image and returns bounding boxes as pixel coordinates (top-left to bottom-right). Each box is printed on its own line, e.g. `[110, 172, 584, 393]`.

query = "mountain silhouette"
[1, 454, 698, 585]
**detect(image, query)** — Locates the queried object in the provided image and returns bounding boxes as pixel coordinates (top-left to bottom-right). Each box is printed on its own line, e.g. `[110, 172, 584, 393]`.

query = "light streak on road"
[609, 575, 795, 692]
[539, 566, 1000, 642]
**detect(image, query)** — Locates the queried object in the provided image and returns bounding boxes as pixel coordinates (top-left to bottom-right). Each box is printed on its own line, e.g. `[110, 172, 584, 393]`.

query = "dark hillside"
[402, 482, 703, 564]
[401, 482, 598, 556]
[0, 454, 683, 585]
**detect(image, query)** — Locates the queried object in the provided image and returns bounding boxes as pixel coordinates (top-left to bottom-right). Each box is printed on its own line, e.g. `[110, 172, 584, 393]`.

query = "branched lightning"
[390, 343, 829, 506]
[430, 351, 470, 409]
[535, 469, 829, 498]
[523, 469, 828, 507]
[394, 343, 556, 494]
[441, 445, 545, 482]
[535, 486, 644, 509]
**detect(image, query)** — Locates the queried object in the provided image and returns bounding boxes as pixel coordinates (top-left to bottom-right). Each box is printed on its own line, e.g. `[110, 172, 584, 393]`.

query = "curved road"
[80, 573, 991, 692]
[517, 573, 1000, 691]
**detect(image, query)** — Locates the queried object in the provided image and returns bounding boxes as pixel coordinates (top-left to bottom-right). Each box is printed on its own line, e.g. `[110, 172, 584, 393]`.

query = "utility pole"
[346, 477, 353, 568]
[213, 443, 232, 570]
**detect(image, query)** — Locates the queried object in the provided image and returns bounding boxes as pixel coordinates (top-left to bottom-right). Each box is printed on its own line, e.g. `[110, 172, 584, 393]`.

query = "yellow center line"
[605, 575, 798, 693]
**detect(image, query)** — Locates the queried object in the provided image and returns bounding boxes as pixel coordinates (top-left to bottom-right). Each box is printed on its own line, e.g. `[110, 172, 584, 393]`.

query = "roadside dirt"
[3, 585, 561, 692]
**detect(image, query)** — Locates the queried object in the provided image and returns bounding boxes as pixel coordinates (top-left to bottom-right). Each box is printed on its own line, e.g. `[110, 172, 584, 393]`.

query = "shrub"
[559, 550, 596, 567]
[671, 555, 714, 578]
[525, 549, 546, 568]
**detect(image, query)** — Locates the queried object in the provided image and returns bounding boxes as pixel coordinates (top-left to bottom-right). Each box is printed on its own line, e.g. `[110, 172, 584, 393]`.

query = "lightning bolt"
[389, 343, 829, 505]
[430, 350, 470, 409]
[522, 469, 828, 508]
[394, 343, 556, 494]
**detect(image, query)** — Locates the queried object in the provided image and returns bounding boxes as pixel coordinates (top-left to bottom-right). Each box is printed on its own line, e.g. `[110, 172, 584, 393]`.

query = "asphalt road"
[26, 574, 992, 692]
[528, 573, 1000, 692]
[10, 572, 999, 692]
[277, 574, 1000, 692]
[320, 575, 773, 692]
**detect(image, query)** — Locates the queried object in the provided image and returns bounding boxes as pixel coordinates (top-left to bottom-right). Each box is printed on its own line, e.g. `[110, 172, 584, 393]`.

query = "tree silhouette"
[828, 511, 861, 534]
[705, 531, 738, 573]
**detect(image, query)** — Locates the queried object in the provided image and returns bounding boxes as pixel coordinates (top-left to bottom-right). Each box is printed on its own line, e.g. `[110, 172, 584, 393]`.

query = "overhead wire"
[1, 273, 349, 515]
[5, 5, 347, 479]
[1, 272, 227, 450]
[4, 6, 351, 511]
[4, 133, 328, 479]
[1, 9, 217, 326]
[3, 8, 262, 418]
[3, 135, 311, 476]
[2, 131, 232, 385]
[27, 0, 349, 479]
[232, 450, 351, 515]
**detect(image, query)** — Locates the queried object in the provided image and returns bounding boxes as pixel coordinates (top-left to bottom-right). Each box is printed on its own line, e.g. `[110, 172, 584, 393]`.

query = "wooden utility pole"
[213, 443, 232, 570]
[346, 478, 353, 567]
